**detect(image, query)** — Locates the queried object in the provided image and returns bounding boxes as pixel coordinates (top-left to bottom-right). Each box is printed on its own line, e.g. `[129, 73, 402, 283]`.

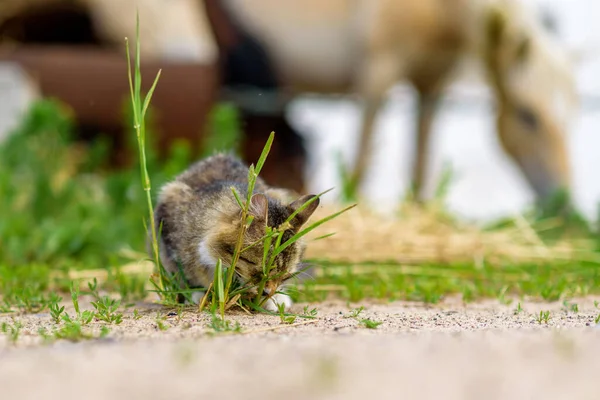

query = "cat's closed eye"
[239, 256, 256, 265]
[224, 246, 256, 265]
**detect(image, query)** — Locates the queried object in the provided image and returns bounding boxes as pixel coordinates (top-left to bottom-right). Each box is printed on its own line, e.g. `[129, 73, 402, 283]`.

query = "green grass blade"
[273, 204, 356, 258]
[141, 69, 163, 119]
[284, 187, 333, 225]
[311, 232, 337, 241]
[254, 131, 274, 176]
[214, 259, 225, 318]
[231, 186, 244, 209]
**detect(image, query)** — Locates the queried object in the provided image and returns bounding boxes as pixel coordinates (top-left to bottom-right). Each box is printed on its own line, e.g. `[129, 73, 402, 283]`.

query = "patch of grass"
[595, 314, 600, 325]
[208, 312, 243, 335]
[41, 323, 110, 343]
[296, 260, 600, 304]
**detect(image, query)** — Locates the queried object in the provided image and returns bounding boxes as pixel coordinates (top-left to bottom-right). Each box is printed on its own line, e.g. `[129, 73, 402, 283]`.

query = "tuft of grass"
[345, 306, 364, 319]
[1, 320, 22, 344]
[277, 302, 297, 324]
[208, 312, 243, 335]
[513, 302, 524, 315]
[87, 278, 123, 324]
[562, 300, 579, 313]
[536, 310, 551, 324]
[343, 306, 382, 329]
[49, 300, 65, 324]
[302, 306, 318, 318]
[155, 313, 169, 331]
[44, 323, 110, 343]
[359, 318, 383, 329]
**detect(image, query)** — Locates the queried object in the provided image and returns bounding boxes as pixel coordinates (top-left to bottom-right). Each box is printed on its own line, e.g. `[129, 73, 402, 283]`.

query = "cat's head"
[209, 192, 320, 295]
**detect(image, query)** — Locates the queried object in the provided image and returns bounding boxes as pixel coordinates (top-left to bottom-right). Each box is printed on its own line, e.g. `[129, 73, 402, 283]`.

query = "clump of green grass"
[298, 259, 600, 304]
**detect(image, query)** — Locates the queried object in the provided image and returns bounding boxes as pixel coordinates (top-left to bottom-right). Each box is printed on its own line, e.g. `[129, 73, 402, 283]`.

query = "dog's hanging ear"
[249, 193, 269, 224]
[486, 6, 506, 52]
[484, 6, 511, 102]
[288, 194, 320, 229]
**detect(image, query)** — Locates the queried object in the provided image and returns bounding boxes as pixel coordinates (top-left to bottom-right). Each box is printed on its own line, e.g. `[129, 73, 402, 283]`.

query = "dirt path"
[1, 298, 600, 399]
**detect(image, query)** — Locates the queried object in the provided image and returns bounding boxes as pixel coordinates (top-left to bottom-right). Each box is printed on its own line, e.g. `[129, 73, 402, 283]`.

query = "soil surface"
[2, 297, 600, 399]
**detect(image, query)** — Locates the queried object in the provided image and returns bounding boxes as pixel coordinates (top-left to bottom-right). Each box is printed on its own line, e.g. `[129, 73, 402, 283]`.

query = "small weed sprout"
[536, 310, 551, 324]
[302, 306, 318, 318]
[86, 278, 124, 324]
[345, 307, 364, 319]
[49, 301, 65, 323]
[208, 313, 243, 335]
[359, 318, 383, 329]
[343, 306, 383, 329]
[133, 309, 142, 320]
[513, 302, 523, 315]
[277, 303, 297, 324]
[497, 285, 512, 305]
[595, 314, 600, 324]
[1, 320, 22, 344]
[156, 318, 169, 331]
[91, 296, 124, 325]
[562, 300, 579, 313]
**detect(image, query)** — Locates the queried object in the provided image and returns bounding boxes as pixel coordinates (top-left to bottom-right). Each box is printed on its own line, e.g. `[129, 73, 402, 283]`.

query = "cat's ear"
[289, 194, 320, 228]
[249, 193, 269, 223]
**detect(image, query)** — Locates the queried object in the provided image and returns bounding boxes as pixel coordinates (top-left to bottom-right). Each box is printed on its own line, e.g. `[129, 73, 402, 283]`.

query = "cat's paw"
[189, 291, 206, 305]
[263, 293, 293, 312]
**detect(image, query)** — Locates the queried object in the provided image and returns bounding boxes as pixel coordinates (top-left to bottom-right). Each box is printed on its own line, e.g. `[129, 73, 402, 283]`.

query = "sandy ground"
[1, 297, 600, 399]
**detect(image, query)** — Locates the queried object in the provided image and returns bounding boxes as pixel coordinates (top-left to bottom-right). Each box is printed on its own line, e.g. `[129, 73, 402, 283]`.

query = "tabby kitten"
[152, 153, 319, 311]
